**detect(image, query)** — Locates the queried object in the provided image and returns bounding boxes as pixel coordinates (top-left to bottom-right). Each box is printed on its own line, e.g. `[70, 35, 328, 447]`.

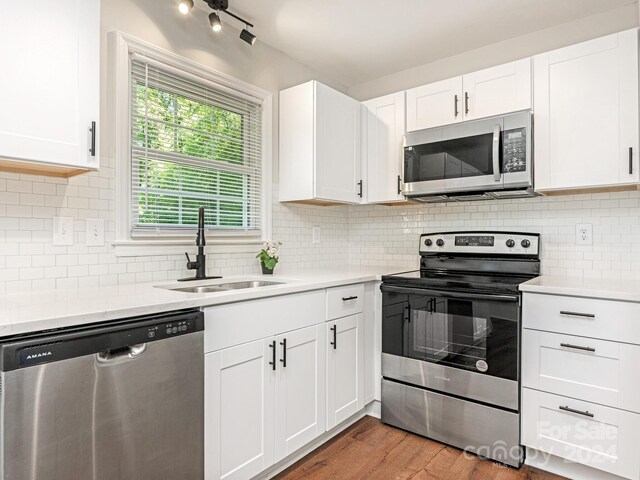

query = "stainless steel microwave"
[402, 110, 534, 202]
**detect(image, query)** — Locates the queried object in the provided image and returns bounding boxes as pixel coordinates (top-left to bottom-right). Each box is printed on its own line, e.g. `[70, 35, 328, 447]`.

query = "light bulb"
[178, 0, 193, 15]
[209, 11, 222, 32]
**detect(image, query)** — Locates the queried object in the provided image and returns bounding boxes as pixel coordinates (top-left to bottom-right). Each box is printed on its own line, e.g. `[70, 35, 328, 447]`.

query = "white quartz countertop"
[520, 275, 640, 303]
[0, 267, 410, 338]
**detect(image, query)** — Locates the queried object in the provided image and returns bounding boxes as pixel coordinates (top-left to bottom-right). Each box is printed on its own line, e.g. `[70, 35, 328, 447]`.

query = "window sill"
[112, 239, 263, 257]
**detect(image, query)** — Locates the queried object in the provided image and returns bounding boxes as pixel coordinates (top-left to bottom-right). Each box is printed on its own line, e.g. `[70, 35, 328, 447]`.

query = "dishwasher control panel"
[1, 309, 204, 372]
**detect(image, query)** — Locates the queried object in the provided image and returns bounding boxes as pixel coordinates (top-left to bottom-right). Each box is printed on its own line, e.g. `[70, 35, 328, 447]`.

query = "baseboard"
[525, 448, 629, 480]
[254, 402, 380, 480]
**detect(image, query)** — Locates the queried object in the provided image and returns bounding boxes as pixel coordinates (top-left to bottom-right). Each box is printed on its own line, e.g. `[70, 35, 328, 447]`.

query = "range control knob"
[521, 239, 531, 248]
[506, 239, 515, 248]
[425, 239, 433, 247]
[436, 239, 445, 247]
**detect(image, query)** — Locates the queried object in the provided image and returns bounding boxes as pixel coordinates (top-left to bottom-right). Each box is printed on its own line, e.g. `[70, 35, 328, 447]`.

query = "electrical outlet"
[312, 226, 320, 244]
[86, 218, 105, 246]
[575, 223, 593, 245]
[53, 217, 74, 246]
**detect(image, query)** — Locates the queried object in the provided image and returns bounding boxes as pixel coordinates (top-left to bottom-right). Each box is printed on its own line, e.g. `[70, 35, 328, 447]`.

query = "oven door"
[381, 284, 520, 410]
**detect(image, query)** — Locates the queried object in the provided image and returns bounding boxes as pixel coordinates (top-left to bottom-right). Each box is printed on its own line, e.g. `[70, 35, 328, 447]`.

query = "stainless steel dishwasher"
[0, 308, 204, 480]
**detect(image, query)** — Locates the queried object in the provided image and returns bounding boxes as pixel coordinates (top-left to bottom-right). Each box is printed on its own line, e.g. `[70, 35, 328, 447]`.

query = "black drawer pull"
[559, 405, 594, 418]
[342, 296, 358, 302]
[630, 147, 633, 175]
[330, 325, 337, 350]
[454, 94, 459, 117]
[560, 311, 595, 318]
[397, 175, 402, 195]
[560, 343, 595, 353]
[268, 340, 276, 371]
[279, 338, 287, 367]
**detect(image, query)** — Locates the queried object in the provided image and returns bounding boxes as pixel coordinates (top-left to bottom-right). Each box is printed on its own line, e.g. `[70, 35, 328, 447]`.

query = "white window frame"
[108, 32, 272, 257]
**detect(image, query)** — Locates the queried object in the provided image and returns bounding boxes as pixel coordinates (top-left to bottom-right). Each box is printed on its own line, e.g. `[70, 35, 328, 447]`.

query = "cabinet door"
[205, 340, 275, 480]
[363, 92, 406, 203]
[315, 82, 362, 203]
[462, 58, 531, 121]
[327, 314, 364, 430]
[274, 324, 326, 462]
[0, 0, 99, 169]
[406, 77, 462, 131]
[534, 29, 639, 191]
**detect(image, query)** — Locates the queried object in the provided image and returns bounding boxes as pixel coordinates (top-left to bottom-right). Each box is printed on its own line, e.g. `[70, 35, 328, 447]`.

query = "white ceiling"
[199, 0, 637, 87]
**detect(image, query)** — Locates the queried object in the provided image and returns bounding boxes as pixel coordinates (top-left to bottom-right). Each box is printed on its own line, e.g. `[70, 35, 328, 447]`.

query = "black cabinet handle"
[279, 338, 287, 367]
[268, 340, 276, 371]
[559, 405, 594, 418]
[403, 305, 410, 323]
[560, 343, 596, 353]
[560, 311, 595, 318]
[397, 175, 402, 195]
[330, 325, 337, 350]
[464, 92, 469, 115]
[357, 180, 363, 198]
[630, 147, 633, 175]
[89, 121, 96, 157]
[342, 296, 358, 302]
[454, 94, 459, 118]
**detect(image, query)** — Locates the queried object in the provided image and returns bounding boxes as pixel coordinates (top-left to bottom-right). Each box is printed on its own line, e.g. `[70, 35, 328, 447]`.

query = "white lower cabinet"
[205, 339, 275, 480]
[522, 388, 640, 480]
[274, 325, 326, 462]
[326, 314, 364, 429]
[522, 291, 640, 480]
[205, 324, 325, 480]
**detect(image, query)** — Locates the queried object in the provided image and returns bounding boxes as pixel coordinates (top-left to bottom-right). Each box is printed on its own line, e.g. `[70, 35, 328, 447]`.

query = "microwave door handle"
[492, 124, 501, 182]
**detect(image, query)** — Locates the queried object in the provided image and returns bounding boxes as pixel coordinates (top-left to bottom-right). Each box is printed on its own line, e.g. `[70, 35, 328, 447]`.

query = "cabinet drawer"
[326, 284, 364, 320]
[204, 290, 325, 353]
[523, 330, 640, 413]
[523, 293, 640, 344]
[522, 388, 640, 479]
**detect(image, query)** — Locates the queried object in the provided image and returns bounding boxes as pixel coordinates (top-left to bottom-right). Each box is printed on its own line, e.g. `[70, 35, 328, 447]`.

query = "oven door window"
[404, 133, 498, 182]
[406, 294, 518, 381]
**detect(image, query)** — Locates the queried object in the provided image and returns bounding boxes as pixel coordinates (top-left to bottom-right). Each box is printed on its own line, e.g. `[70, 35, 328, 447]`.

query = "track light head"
[209, 11, 222, 32]
[178, 0, 194, 15]
[240, 28, 256, 45]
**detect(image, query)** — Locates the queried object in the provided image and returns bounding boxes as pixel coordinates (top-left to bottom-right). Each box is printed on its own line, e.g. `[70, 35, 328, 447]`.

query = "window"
[129, 55, 264, 237]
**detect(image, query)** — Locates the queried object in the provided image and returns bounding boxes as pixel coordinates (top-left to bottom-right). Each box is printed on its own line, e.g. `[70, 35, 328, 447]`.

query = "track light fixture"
[178, 0, 256, 45]
[209, 11, 222, 32]
[177, 0, 193, 15]
[240, 27, 256, 45]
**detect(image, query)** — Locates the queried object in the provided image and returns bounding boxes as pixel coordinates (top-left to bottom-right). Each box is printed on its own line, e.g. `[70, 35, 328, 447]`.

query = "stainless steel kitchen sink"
[163, 280, 284, 293]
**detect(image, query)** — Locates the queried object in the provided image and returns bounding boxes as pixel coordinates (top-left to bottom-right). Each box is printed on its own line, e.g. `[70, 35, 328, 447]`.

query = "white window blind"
[130, 55, 263, 237]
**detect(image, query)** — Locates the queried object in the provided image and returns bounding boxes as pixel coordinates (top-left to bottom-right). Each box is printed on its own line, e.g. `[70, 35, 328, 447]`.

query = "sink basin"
[165, 280, 284, 294]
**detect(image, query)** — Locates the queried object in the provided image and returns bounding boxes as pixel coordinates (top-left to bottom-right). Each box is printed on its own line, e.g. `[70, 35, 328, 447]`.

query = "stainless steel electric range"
[380, 231, 540, 468]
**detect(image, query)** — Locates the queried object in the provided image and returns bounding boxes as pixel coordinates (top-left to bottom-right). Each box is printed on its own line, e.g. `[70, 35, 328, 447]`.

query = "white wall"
[348, 3, 639, 101]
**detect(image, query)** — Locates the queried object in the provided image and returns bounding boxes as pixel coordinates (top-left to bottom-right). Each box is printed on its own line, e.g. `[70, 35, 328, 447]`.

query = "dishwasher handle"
[96, 343, 147, 363]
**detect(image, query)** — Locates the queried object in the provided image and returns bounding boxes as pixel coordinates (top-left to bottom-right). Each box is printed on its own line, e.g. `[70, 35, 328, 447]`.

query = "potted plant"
[257, 241, 281, 274]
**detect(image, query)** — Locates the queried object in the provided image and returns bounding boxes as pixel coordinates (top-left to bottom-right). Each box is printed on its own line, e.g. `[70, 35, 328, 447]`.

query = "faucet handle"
[185, 252, 198, 270]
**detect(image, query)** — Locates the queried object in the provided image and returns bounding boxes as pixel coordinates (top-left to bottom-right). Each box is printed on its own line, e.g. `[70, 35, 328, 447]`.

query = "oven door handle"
[380, 284, 519, 302]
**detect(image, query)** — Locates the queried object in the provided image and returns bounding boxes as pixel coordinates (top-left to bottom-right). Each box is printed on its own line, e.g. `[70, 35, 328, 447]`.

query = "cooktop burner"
[381, 270, 534, 295]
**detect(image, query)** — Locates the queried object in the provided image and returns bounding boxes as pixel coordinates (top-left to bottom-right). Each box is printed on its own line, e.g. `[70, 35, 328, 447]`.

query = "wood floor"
[274, 416, 565, 480]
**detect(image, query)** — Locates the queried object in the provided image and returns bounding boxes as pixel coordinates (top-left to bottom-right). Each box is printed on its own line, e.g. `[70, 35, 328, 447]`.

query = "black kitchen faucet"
[178, 207, 221, 282]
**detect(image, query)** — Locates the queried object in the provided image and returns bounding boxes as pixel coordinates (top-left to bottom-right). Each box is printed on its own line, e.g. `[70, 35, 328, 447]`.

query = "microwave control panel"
[503, 128, 527, 173]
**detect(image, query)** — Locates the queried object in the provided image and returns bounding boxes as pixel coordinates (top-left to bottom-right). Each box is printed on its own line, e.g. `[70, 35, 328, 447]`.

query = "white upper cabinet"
[463, 59, 531, 121]
[279, 81, 362, 204]
[406, 77, 463, 131]
[363, 92, 406, 203]
[0, 0, 100, 176]
[406, 58, 532, 132]
[533, 29, 639, 192]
